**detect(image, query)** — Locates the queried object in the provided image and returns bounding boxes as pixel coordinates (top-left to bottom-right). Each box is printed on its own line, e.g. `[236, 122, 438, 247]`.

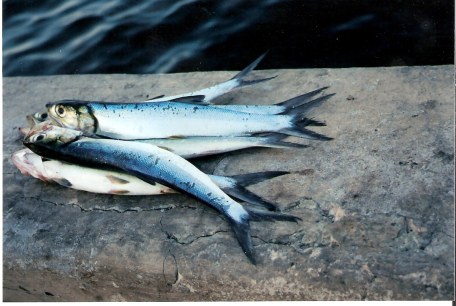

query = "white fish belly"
[42, 160, 175, 195]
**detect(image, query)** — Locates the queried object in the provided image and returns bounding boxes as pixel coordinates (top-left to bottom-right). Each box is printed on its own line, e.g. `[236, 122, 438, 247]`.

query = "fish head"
[31, 112, 49, 123]
[46, 100, 95, 134]
[11, 148, 50, 181]
[23, 120, 83, 147]
[24, 112, 48, 129]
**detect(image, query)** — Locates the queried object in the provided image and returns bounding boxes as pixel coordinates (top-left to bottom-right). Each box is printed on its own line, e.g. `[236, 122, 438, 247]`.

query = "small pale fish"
[46, 93, 333, 140]
[144, 52, 275, 104]
[12, 148, 286, 211]
[23, 125, 300, 263]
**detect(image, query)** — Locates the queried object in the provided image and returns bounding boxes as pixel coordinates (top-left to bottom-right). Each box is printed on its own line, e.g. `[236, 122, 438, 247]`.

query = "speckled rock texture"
[3, 66, 454, 301]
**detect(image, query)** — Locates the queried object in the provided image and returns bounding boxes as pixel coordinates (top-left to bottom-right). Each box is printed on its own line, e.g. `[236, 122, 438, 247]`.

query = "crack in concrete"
[158, 216, 228, 246]
[307, 197, 333, 219]
[253, 233, 332, 257]
[253, 234, 293, 247]
[24, 196, 198, 213]
[162, 250, 179, 286]
[253, 229, 330, 248]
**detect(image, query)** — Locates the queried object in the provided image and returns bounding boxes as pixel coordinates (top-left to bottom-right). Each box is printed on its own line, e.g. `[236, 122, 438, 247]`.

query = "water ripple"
[3, 0, 452, 76]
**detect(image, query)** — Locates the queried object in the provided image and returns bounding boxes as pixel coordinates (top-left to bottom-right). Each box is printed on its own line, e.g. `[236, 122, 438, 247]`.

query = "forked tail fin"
[222, 171, 289, 211]
[228, 206, 301, 264]
[276, 86, 330, 111]
[284, 93, 336, 117]
[278, 93, 335, 140]
[228, 170, 289, 186]
[230, 52, 277, 88]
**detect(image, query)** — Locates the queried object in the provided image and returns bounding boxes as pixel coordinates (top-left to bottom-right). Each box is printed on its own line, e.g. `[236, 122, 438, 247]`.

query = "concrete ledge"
[3, 66, 454, 301]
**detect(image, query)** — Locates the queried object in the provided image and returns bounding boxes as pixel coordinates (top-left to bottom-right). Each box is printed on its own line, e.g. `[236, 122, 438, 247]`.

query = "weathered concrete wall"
[3, 66, 454, 301]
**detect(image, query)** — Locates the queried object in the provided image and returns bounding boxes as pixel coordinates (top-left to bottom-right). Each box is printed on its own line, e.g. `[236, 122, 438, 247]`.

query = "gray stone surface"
[3, 66, 454, 301]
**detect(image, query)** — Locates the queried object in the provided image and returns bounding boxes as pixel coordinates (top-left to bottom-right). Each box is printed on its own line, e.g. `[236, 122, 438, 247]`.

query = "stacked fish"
[13, 54, 334, 264]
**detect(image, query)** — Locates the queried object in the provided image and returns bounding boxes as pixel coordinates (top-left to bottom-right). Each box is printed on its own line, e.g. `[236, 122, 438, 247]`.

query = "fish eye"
[30, 133, 45, 142]
[40, 113, 48, 119]
[56, 105, 65, 117]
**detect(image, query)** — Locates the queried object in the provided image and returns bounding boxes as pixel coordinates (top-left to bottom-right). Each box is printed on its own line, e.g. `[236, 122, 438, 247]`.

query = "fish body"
[47, 97, 332, 140]
[12, 148, 285, 210]
[23, 124, 300, 263]
[48, 101, 287, 139]
[32, 87, 329, 124]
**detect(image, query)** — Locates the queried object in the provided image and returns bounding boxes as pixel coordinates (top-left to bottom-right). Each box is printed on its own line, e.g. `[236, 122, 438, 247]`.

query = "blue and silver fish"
[45, 94, 333, 140]
[23, 124, 300, 263]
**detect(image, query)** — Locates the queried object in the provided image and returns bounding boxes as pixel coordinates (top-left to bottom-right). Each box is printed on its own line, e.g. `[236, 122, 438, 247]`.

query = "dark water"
[3, 0, 453, 76]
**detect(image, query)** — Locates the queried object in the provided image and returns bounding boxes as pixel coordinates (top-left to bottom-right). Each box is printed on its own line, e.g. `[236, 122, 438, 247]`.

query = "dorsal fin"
[170, 95, 207, 104]
[149, 94, 165, 100]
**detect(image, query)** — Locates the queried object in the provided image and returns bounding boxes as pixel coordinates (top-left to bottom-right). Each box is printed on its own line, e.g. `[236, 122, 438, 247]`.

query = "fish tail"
[284, 93, 336, 116]
[228, 216, 256, 264]
[279, 124, 333, 141]
[275, 86, 330, 110]
[230, 52, 277, 88]
[224, 171, 292, 211]
[298, 118, 327, 127]
[228, 170, 289, 186]
[278, 114, 333, 140]
[246, 207, 302, 223]
[277, 93, 335, 140]
[228, 206, 301, 264]
[259, 133, 310, 149]
[223, 184, 276, 212]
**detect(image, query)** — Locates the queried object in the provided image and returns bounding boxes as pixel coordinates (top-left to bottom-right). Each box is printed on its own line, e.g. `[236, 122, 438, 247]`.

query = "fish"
[29, 86, 329, 127]
[23, 123, 301, 263]
[12, 148, 287, 211]
[45, 94, 333, 140]
[21, 125, 307, 158]
[144, 52, 276, 104]
[20, 122, 307, 159]
[21, 119, 308, 158]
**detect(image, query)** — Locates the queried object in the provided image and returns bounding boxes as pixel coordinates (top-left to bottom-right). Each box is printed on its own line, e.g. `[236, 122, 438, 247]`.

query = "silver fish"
[30, 87, 329, 129]
[138, 134, 307, 158]
[46, 94, 333, 140]
[23, 124, 300, 263]
[12, 148, 287, 210]
[144, 53, 275, 104]
[21, 122, 307, 159]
